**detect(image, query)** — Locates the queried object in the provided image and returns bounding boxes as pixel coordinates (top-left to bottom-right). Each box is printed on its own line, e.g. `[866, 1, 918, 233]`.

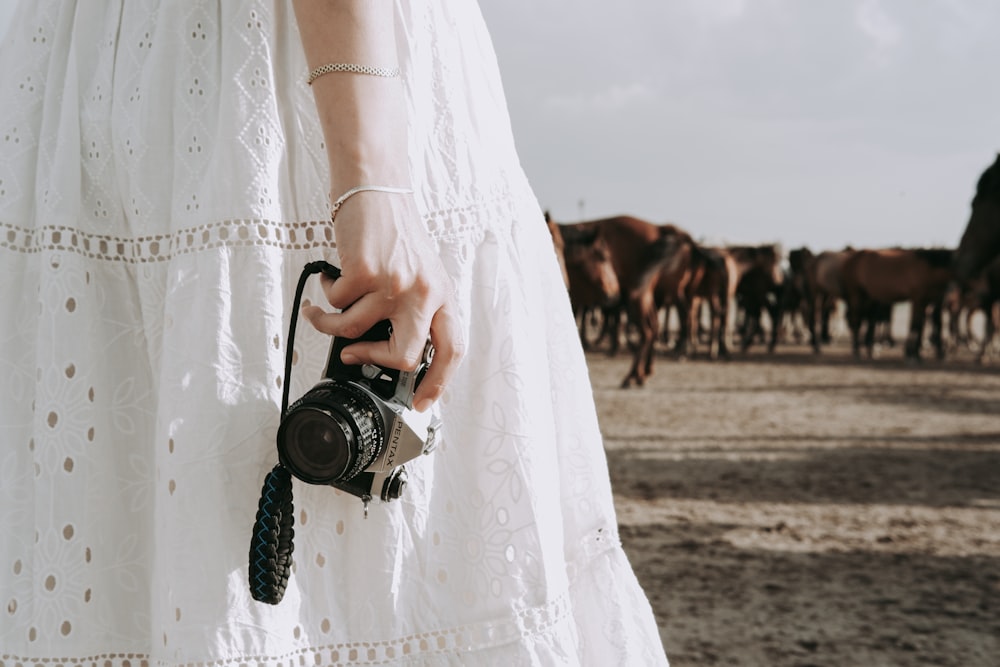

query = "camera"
[249, 261, 442, 606]
[275, 274, 440, 506]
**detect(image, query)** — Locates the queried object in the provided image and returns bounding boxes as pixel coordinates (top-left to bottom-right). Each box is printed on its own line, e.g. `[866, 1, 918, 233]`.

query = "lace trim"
[0, 189, 523, 263]
[0, 534, 623, 667]
[0, 591, 558, 666]
[0, 218, 338, 263]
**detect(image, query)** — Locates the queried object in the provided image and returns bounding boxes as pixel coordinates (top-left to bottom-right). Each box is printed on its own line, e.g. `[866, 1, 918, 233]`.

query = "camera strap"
[281, 260, 341, 416]
[249, 260, 340, 605]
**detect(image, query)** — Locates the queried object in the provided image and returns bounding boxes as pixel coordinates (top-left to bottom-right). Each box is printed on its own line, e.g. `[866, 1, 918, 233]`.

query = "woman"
[0, 0, 668, 664]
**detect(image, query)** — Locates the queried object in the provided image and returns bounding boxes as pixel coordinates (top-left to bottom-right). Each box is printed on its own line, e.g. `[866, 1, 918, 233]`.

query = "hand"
[301, 191, 464, 412]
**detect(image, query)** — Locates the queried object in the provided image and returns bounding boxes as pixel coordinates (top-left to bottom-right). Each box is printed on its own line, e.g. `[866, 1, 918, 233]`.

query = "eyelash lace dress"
[0, 1, 669, 665]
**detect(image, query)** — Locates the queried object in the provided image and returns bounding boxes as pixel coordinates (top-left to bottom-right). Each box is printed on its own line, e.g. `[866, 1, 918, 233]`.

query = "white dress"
[0, 1, 668, 665]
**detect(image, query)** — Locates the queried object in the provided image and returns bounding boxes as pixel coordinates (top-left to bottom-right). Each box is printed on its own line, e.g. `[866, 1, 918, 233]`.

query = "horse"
[644, 225, 697, 356]
[944, 275, 985, 352]
[681, 244, 736, 359]
[557, 215, 678, 387]
[793, 247, 854, 353]
[947, 254, 1000, 363]
[839, 247, 955, 360]
[726, 244, 785, 353]
[557, 223, 621, 336]
[545, 212, 621, 351]
[955, 153, 1000, 282]
[781, 246, 824, 350]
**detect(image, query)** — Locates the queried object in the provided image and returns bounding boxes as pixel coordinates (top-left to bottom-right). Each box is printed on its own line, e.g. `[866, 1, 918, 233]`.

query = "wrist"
[331, 185, 414, 221]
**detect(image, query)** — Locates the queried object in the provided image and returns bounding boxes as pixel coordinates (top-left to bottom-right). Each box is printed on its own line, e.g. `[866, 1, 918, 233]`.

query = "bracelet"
[307, 63, 401, 85]
[331, 185, 414, 220]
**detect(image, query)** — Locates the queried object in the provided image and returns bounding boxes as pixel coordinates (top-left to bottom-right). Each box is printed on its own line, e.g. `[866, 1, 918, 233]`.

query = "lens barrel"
[277, 382, 384, 485]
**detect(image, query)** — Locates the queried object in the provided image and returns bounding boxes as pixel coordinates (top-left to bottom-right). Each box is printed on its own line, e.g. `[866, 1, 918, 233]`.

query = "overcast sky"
[480, 0, 1000, 251]
[2, 2, 997, 252]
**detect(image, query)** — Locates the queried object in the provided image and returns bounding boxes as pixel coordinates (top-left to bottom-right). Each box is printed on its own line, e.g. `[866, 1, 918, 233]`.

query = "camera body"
[276, 318, 440, 504]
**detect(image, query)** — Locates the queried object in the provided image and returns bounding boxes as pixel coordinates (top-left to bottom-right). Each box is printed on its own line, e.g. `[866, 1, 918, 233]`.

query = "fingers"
[302, 298, 464, 413]
[411, 303, 465, 412]
[338, 307, 433, 372]
[317, 269, 363, 311]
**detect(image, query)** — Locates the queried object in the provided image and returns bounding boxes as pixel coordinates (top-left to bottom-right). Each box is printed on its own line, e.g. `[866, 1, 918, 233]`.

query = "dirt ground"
[592, 320, 1000, 667]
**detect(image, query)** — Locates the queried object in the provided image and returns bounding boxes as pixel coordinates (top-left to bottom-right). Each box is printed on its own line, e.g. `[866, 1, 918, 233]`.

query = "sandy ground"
[591, 322, 1000, 667]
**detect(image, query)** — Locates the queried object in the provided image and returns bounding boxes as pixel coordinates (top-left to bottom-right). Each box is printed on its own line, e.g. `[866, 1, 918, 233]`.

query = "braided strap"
[249, 465, 295, 605]
[307, 62, 400, 85]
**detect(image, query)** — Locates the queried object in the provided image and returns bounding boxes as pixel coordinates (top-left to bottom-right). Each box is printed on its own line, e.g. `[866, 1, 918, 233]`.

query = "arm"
[292, 0, 463, 412]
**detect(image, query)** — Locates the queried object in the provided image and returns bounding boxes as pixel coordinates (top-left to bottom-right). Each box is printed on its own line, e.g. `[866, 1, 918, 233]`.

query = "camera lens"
[280, 408, 354, 481]
[277, 383, 385, 485]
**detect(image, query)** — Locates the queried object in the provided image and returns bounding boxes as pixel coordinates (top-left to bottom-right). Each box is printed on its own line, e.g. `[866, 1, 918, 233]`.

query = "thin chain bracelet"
[307, 63, 401, 85]
[330, 185, 414, 221]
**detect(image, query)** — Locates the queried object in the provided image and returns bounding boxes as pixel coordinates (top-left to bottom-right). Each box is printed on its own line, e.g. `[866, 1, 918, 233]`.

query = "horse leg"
[978, 300, 997, 364]
[621, 331, 646, 388]
[673, 297, 691, 358]
[930, 301, 945, 360]
[767, 298, 781, 353]
[945, 295, 961, 353]
[821, 296, 835, 344]
[805, 295, 821, 353]
[643, 305, 659, 379]
[749, 307, 763, 352]
[717, 293, 731, 359]
[966, 305, 980, 351]
[707, 297, 721, 360]
[739, 304, 756, 353]
[880, 304, 896, 348]
[906, 299, 927, 360]
[622, 293, 659, 388]
[864, 305, 878, 359]
[620, 301, 644, 387]
[845, 295, 862, 358]
[605, 306, 621, 357]
[687, 297, 703, 358]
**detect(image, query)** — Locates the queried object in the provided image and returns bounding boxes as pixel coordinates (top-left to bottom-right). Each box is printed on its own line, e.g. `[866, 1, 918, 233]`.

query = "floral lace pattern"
[0, 0, 668, 664]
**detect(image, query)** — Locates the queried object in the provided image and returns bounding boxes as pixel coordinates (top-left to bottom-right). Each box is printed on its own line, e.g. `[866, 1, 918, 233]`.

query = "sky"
[2, 2, 997, 252]
[479, 0, 1000, 252]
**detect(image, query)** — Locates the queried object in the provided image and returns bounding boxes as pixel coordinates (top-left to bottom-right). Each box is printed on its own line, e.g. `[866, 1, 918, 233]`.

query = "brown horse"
[793, 247, 853, 352]
[955, 154, 1000, 282]
[558, 223, 621, 324]
[948, 255, 1000, 363]
[726, 244, 785, 353]
[840, 248, 955, 360]
[681, 244, 736, 359]
[558, 215, 686, 387]
[779, 249, 810, 345]
[647, 225, 698, 356]
[944, 274, 985, 352]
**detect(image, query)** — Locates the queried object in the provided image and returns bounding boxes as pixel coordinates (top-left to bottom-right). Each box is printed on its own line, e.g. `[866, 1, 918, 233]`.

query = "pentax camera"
[276, 262, 440, 507]
[249, 261, 442, 605]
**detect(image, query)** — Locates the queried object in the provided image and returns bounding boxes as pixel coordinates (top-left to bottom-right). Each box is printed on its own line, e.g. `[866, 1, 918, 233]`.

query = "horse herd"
[547, 153, 1000, 389]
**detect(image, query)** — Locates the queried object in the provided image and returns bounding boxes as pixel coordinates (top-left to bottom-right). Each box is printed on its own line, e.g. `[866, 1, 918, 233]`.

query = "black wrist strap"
[248, 465, 294, 604]
[249, 260, 340, 605]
